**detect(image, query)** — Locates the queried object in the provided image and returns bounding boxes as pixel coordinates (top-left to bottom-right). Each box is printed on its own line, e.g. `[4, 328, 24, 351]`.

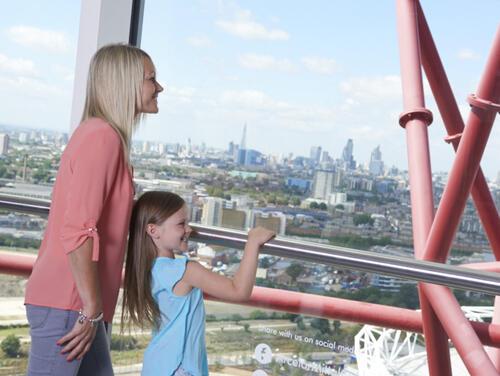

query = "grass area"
[0, 327, 29, 340]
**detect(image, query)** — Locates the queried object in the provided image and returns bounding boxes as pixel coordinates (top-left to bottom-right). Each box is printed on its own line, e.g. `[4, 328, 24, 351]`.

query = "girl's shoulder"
[152, 256, 189, 293]
[153, 255, 188, 271]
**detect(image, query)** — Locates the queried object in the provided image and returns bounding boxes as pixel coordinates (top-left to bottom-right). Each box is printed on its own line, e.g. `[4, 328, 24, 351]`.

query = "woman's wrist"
[77, 309, 104, 327]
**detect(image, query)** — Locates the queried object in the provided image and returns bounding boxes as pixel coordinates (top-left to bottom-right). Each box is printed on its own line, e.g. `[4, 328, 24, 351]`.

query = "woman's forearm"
[67, 237, 102, 316]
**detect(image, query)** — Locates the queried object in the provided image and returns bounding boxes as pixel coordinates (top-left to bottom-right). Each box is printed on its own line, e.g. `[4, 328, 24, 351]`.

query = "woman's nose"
[156, 82, 164, 92]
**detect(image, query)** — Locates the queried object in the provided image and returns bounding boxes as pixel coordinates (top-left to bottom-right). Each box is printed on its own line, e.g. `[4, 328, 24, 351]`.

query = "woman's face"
[139, 57, 163, 114]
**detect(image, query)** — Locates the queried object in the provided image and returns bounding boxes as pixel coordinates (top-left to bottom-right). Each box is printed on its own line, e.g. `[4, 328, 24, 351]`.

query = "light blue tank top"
[141, 256, 208, 376]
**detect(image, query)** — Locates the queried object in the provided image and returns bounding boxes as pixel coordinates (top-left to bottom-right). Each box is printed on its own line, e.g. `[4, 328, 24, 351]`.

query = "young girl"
[122, 191, 275, 376]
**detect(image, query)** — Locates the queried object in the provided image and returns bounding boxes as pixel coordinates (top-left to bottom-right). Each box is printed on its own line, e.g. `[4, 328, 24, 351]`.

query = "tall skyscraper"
[312, 170, 335, 200]
[240, 123, 247, 150]
[0, 134, 10, 155]
[201, 197, 223, 226]
[369, 145, 384, 176]
[310, 146, 322, 164]
[342, 139, 355, 170]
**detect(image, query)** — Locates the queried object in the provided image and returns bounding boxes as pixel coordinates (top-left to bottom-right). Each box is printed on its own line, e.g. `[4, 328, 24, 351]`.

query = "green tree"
[309, 201, 319, 209]
[1, 334, 21, 358]
[286, 263, 304, 282]
[396, 284, 420, 309]
[249, 310, 268, 320]
[333, 320, 341, 332]
[310, 318, 331, 334]
[110, 335, 138, 351]
[259, 257, 271, 268]
[353, 213, 374, 226]
[319, 202, 327, 210]
[231, 314, 243, 324]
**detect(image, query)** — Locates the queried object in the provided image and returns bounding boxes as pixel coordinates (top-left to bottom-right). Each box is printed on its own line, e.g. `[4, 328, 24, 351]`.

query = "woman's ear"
[146, 224, 158, 239]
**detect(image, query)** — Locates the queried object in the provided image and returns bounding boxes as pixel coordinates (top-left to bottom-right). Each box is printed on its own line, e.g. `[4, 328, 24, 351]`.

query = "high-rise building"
[157, 143, 167, 154]
[240, 123, 247, 150]
[250, 210, 286, 235]
[201, 197, 223, 226]
[369, 145, 384, 176]
[312, 170, 335, 199]
[0, 134, 10, 155]
[18, 132, 29, 143]
[221, 208, 247, 230]
[342, 139, 356, 170]
[310, 146, 322, 164]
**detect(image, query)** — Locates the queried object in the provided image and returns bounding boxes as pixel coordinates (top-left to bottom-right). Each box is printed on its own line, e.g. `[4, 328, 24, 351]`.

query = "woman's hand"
[57, 309, 99, 361]
[247, 227, 276, 247]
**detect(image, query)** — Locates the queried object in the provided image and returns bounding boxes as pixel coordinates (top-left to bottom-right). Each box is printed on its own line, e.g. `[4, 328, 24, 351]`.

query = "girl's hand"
[247, 227, 276, 247]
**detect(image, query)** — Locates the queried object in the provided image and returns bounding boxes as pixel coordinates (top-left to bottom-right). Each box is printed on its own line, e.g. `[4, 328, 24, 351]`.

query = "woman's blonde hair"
[81, 43, 151, 159]
[122, 191, 186, 331]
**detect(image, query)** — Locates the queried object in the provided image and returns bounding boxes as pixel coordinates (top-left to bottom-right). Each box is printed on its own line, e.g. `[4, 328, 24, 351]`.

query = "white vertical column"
[69, 0, 134, 132]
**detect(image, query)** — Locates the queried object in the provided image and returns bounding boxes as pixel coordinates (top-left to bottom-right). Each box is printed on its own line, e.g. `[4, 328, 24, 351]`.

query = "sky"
[0, 0, 499, 179]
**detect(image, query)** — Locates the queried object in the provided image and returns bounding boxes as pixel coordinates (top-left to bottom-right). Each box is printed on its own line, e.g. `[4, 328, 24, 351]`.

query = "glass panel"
[0, 0, 80, 373]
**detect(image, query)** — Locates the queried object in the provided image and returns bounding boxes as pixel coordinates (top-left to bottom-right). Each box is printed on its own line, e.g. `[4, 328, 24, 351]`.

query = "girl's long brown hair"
[122, 191, 185, 331]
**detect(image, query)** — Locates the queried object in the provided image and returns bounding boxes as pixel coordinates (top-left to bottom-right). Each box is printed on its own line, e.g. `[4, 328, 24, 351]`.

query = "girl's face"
[148, 204, 192, 256]
[139, 57, 164, 114]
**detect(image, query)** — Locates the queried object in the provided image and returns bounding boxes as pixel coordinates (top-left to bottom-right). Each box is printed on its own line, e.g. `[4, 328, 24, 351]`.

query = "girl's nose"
[156, 82, 164, 93]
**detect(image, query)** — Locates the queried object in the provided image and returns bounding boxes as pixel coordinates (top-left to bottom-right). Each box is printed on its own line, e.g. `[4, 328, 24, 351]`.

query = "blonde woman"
[24, 44, 163, 375]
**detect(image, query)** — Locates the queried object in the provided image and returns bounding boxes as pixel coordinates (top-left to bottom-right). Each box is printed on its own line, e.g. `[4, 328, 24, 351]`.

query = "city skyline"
[0, 1, 499, 179]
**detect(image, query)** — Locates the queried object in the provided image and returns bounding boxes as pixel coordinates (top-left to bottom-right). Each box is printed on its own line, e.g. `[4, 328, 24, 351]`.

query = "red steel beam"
[417, 2, 500, 260]
[418, 22, 500, 374]
[3, 250, 500, 347]
[395, 1, 451, 374]
[421, 25, 500, 263]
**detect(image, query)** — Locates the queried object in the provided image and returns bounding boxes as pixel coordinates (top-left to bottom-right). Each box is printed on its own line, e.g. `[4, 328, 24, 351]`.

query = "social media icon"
[254, 343, 272, 364]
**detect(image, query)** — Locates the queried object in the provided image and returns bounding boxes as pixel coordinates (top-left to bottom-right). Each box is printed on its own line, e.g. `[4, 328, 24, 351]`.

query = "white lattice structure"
[354, 306, 494, 375]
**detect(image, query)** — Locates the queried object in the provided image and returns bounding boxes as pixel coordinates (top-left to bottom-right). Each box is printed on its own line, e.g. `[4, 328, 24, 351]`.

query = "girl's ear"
[146, 224, 158, 238]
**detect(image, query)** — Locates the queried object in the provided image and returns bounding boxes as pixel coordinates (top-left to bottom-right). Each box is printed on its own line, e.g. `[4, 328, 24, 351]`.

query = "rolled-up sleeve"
[60, 131, 122, 261]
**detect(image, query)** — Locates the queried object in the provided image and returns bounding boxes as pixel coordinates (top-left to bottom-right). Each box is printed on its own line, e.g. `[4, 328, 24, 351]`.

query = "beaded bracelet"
[77, 309, 104, 327]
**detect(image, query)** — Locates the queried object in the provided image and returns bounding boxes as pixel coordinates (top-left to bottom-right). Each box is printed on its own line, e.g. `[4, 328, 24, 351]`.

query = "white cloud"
[340, 75, 402, 101]
[7, 25, 71, 53]
[51, 64, 74, 82]
[239, 54, 295, 72]
[457, 48, 480, 60]
[0, 54, 38, 76]
[0, 76, 65, 98]
[221, 89, 290, 110]
[216, 10, 289, 40]
[186, 35, 213, 48]
[301, 56, 338, 75]
[219, 89, 338, 132]
[161, 85, 197, 105]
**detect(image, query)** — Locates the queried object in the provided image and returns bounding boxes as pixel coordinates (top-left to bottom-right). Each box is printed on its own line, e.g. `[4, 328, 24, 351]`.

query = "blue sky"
[0, 0, 499, 179]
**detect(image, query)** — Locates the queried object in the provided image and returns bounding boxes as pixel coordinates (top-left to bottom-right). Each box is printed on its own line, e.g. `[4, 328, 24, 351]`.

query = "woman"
[24, 44, 163, 375]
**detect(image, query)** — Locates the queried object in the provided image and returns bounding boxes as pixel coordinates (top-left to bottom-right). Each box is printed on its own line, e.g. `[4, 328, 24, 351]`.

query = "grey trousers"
[26, 304, 113, 376]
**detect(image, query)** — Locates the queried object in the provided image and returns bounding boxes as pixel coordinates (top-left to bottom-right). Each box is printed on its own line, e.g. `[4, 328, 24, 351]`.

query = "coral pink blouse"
[25, 118, 134, 322]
